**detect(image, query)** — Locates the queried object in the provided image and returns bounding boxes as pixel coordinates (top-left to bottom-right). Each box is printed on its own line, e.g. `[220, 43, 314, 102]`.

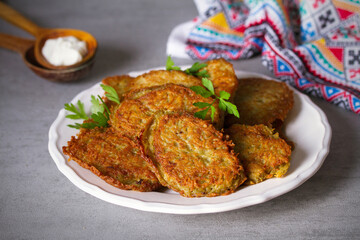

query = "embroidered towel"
[167, 0, 360, 114]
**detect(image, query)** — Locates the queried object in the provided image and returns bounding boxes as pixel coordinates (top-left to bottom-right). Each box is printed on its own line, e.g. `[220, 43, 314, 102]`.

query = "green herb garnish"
[64, 100, 89, 120]
[101, 84, 120, 104]
[166, 56, 209, 78]
[184, 62, 210, 78]
[64, 85, 119, 129]
[190, 78, 239, 122]
[166, 56, 181, 71]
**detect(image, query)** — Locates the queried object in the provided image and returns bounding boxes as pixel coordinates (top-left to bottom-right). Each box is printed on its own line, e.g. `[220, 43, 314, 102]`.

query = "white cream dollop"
[41, 36, 87, 66]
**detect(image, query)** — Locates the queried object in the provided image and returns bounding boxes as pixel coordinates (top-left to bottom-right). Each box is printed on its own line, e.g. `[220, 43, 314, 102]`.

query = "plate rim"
[48, 69, 332, 214]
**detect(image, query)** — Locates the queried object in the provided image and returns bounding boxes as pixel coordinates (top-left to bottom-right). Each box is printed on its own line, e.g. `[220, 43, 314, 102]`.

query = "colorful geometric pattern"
[186, 0, 360, 114]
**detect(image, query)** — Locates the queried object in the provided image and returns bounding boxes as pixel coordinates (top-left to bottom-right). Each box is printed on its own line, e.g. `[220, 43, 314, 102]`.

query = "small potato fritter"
[225, 78, 293, 127]
[203, 58, 238, 97]
[110, 84, 222, 138]
[226, 124, 292, 185]
[141, 113, 246, 198]
[62, 127, 161, 191]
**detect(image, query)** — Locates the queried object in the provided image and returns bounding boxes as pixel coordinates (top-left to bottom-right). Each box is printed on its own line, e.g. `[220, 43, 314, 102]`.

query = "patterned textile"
[184, 0, 360, 114]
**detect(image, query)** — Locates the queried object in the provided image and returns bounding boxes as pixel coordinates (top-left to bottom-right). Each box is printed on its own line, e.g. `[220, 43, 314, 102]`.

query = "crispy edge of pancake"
[204, 58, 239, 97]
[225, 77, 294, 127]
[127, 70, 202, 91]
[225, 124, 292, 185]
[141, 113, 246, 198]
[62, 127, 161, 192]
[110, 84, 223, 138]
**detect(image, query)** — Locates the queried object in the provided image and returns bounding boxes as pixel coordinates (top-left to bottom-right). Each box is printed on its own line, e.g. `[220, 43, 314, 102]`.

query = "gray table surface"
[0, 0, 359, 239]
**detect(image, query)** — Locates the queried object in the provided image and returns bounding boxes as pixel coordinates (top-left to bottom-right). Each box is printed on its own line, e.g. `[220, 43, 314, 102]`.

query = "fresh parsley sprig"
[64, 100, 88, 120]
[184, 62, 210, 78]
[166, 56, 181, 71]
[190, 78, 239, 122]
[64, 84, 120, 129]
[166, 56, 209, 78]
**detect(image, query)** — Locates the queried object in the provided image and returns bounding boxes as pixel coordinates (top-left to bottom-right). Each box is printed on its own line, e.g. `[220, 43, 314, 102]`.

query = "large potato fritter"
[226, 124, 292, 185]
[110, 84, 222, 138]
[141, 113, 246, 197]
[62, 127, 161, 191]
[203, 58, 238, 97]
[225, 78, 294, 128]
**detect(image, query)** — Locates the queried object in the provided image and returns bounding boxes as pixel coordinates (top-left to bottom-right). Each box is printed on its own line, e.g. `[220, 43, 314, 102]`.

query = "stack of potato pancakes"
[63, 59, 294, 197]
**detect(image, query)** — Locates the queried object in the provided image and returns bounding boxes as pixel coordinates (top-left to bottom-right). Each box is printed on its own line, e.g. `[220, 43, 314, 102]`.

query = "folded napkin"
[167, 0, 360, 114]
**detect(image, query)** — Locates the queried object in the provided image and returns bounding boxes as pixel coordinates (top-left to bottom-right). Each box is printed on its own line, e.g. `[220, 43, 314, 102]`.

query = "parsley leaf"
[189, 86, 213, 98]
[64, 100, 89, 120]
[184, 62, 209, 77]
[191, 78, 239, 121]
[193, 102, 211, 108]
[194, 108, 209, 120]
[223, 101, 240, 118]
[166, 56, 209, 77]
[201, 78, 214, 95]
[166, 56, 181, 71]
[196, 69, 210, 78]
[218, 98, 227, 111]
[65, 85, 120, 130]
[101, 84, 120, 104]
[210, 105, 216, 122]
[219, 91, 230, 100]
[90, 95, 104, 114]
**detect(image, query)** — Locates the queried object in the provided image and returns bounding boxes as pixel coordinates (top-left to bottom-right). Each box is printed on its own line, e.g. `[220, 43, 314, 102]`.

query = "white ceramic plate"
[48, 69, 331, 214]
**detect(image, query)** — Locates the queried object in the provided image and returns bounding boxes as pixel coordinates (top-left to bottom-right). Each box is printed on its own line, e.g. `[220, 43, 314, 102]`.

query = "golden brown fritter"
[127, 70, 202, 92]
[203, 58, 238, 97]
[62, 127, 161, 192]
[141, 113, 246, 198]
[225, 78, 294, 128]
[226, 124, 292, 185]
[110, 84, 222, 138]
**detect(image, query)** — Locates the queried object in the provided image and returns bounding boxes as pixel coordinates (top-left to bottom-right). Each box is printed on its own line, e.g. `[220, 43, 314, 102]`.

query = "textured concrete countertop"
[0, 0, 359, 239]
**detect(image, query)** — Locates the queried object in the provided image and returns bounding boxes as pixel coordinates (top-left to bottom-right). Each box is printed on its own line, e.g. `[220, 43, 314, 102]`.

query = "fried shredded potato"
[62, 127, 161, 191]
[225, 78, 294, 128]
[226, 124, 292, 185]
[141, 113, 246, 197]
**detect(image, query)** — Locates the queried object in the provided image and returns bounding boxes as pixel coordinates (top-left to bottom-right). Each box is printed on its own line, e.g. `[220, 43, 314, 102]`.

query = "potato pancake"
[226, 124, 292, 185]
[141, 113, 246, 197]
[110, 84, 222, 138]
[62, 127, 161, 191]
[225, 78, 293, 127]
